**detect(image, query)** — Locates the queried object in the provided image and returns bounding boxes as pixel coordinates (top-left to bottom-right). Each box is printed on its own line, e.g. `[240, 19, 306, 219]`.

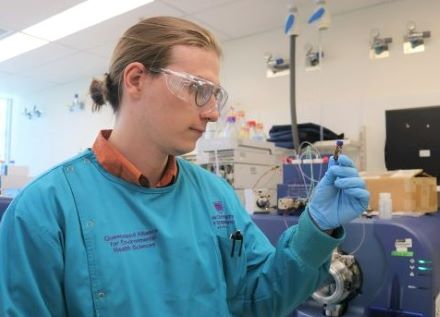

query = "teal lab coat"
[0, 150, 343, 316]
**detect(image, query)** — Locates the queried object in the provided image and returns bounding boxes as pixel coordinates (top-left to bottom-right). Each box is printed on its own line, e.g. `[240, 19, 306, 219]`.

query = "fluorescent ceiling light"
[0, 32, 49, 63]
[24, 0, 154, 42]
[0, 0, 154, 63]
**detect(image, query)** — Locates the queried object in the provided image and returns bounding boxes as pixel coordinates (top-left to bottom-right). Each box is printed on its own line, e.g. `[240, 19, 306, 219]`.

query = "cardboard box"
[437, 186, 440, 209]
[6, 165, 29, 176]
[0, 175, 32, 190]
[362, 169, 438, 213]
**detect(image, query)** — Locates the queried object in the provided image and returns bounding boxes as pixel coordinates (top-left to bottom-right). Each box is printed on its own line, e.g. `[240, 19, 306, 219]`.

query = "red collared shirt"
[92, 130, 177, 187]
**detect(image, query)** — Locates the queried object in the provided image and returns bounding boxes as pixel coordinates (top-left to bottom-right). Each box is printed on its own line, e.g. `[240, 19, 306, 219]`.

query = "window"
[0, 98, 12, 163]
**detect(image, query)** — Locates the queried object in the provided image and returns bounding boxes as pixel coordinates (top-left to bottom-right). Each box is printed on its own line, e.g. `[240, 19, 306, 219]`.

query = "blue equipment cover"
[253, 213, 440, 317]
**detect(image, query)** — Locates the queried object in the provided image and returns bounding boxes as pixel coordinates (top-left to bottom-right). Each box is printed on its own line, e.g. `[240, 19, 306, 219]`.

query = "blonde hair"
[90, 16, 222, 112]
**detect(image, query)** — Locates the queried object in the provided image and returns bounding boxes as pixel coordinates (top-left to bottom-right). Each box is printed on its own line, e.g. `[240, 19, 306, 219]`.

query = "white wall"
[221, 0, 440, 172]
[10, 80, 114, 176]
[9, 0, 440, 176]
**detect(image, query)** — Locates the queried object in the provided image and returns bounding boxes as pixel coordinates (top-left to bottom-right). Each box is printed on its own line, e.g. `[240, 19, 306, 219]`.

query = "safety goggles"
[150, 67, 228, 113]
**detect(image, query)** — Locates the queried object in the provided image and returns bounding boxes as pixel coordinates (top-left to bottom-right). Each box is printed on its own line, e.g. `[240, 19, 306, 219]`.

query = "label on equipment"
[419, 149, 431, 158]
[391, 238, 414, 257]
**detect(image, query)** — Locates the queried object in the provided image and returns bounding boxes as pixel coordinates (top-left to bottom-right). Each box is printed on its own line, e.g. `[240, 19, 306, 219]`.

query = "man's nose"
[199, 103, 220, 122]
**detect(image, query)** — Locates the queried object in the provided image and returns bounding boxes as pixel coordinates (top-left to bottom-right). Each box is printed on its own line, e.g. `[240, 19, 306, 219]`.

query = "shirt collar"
[92, 130, 177, 187]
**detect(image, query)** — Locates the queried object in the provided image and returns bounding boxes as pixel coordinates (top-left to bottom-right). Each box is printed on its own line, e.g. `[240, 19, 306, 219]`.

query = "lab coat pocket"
[216, 235, 248, 300]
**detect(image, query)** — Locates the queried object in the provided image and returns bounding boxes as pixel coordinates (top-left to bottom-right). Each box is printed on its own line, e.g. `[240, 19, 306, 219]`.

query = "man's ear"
[123, 62, 145, 99]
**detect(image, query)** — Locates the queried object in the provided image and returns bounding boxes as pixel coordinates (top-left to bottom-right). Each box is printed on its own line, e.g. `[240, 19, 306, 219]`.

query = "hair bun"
[89, 77, 107, 111]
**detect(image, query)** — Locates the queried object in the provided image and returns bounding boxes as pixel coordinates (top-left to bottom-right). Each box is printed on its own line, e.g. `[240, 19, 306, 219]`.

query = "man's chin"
[171, 144, 196, 156]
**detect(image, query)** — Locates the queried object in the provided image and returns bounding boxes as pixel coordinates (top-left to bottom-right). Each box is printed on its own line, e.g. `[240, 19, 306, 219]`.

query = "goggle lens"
[152, 67, 228, 113]
[195, 83, 213, 107]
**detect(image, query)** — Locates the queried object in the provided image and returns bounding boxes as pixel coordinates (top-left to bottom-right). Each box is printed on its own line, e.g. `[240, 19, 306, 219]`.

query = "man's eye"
[200, 83, 214, 94]
[189, 82, 201, 92]
[213, 88, 221, 98]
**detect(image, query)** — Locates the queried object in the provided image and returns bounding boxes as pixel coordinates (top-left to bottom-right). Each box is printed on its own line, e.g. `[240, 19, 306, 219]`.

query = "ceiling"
[0, 0, 392, 96]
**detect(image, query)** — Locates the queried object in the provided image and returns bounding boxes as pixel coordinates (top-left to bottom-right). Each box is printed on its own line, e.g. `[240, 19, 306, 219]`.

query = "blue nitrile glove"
[308, 155, 370, 230]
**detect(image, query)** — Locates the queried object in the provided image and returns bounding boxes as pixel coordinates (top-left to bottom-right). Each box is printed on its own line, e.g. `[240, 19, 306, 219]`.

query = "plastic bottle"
[204, 122, 217, 139]
[252, 122, 266, 141]
[247, 120, 257, 140]
[378, 192, 392, 219]
[234, 110, 248, 140]
[235, 110, 245, 129]
[216, 108, 235, 137]
[222, 116, 238, 139]
[238, 125, 249, 140]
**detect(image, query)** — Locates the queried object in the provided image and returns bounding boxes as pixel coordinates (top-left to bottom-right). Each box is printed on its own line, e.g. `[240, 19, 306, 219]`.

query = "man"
[0, 16, 369, 316]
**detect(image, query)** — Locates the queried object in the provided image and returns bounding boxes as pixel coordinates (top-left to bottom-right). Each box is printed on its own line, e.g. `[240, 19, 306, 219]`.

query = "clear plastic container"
[238, 125, 249, 140]
[222, 116, 238, 139]
[247, 120, 257, 140]
[378, 192, 392, 219]
[235, 110, 245, 128]
[234, 110, 247, 140]
[204, 122, 217, 139]
[252, 122, 266, 141]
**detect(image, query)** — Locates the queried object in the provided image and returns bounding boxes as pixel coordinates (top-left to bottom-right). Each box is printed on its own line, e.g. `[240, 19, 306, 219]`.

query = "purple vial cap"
[336, 140, 344, 146]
